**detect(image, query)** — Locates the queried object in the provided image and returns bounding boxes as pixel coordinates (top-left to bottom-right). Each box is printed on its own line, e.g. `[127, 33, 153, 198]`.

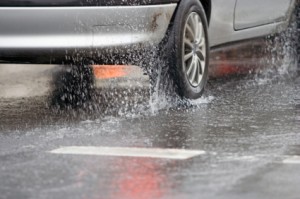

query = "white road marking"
[49, 146, 206, 160]
[282, 156, 300, 164]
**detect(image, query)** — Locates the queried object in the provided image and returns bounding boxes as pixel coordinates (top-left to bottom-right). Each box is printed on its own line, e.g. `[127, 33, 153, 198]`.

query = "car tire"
[51, 63, 94, 108]
[163, 0, 209, 99]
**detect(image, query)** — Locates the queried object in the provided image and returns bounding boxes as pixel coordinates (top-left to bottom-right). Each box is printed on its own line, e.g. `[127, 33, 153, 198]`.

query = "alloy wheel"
[182, 12, 206, 87]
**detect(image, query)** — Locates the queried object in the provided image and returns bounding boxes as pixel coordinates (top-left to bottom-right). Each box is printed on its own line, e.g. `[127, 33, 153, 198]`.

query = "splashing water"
[254, 8, 299, 84]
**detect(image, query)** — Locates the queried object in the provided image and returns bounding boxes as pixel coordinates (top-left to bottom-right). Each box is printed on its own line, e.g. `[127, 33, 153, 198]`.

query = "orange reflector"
[93, 65, 129, 79]
[216, 64, 240, 76]
[210, 63, 254, 77]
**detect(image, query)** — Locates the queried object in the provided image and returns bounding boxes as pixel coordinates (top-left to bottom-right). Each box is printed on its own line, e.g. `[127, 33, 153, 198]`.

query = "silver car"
[0, 0, 298, 99]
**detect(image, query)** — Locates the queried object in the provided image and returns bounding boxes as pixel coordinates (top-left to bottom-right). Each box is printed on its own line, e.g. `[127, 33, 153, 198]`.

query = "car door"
[234, 0, 292, 30]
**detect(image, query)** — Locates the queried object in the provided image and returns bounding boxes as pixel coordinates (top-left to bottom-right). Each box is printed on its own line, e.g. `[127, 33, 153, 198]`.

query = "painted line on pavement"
[49, 146, 206, 160]
[282, 156, 300, 164]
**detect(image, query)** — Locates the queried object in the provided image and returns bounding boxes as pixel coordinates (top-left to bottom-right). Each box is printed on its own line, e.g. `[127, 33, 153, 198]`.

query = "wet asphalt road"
[1, 59, 300, 199]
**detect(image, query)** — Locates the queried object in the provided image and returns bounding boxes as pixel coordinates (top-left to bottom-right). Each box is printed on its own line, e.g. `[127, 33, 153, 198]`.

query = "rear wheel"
[163, 0, 209, 99]
[51, 62, 94, 108]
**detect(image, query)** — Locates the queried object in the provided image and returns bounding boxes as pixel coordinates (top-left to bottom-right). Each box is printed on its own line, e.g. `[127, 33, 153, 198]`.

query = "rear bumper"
[0, 4, 176, 63]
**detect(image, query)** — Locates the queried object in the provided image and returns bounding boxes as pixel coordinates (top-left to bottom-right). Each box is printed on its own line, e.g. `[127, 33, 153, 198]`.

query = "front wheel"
[163, 0, 209, 99]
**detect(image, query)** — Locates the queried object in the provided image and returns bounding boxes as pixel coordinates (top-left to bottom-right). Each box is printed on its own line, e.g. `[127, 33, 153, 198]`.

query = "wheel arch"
[176, 0, 211, 24]
[199, 0, 211, 24]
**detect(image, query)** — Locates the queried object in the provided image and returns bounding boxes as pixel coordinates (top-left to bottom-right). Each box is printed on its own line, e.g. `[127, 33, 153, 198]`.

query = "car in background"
[0, 0, 298, 99]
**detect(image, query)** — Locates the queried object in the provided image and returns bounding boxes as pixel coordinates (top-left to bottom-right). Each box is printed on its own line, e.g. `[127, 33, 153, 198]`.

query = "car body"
[0, 0, 296, 63]
[0, 0, 298, 99]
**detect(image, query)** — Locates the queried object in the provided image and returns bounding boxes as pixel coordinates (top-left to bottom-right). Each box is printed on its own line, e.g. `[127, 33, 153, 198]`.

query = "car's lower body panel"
[0, 0, 179, 7]
[0, 4, 176, 63]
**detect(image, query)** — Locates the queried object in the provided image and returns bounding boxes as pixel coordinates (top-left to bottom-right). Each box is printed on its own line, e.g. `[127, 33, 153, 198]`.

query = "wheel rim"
[182, 12, 206, 87]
